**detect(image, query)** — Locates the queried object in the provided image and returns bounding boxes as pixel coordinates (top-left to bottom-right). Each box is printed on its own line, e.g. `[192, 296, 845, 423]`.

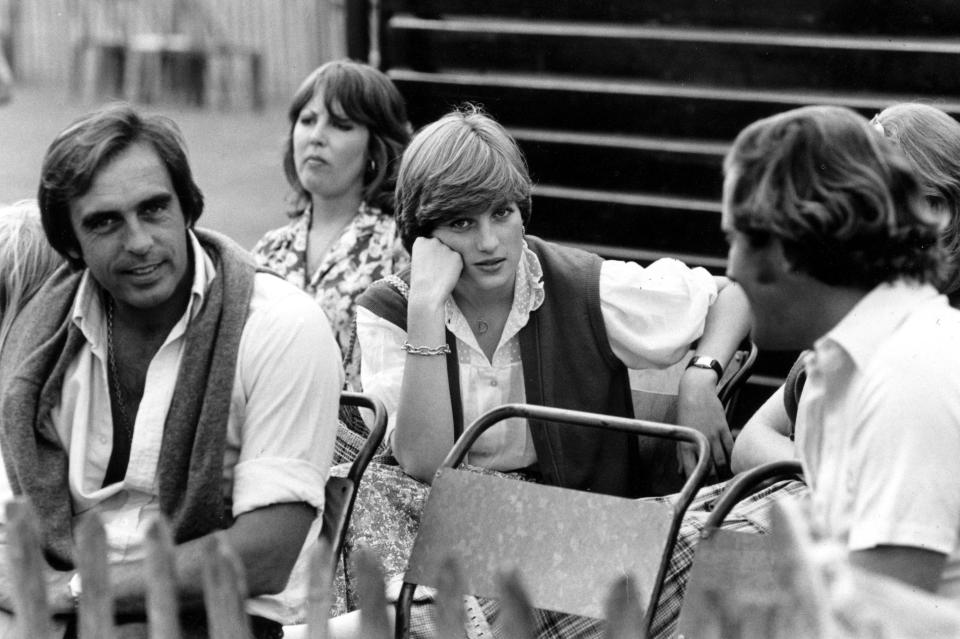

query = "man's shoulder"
[247, 272, 326, 323]
[887, 297, 960, 358]
[235, 273, 340, 378]
[865, 297, 960, 389]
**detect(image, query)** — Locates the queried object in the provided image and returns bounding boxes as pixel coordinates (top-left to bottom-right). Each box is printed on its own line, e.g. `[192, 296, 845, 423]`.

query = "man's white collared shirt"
[0, 231, 343, 623]
[796, 281, 960, 600]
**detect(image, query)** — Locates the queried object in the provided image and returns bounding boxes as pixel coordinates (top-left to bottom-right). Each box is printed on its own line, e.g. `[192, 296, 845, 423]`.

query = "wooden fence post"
[144, 516, 182, 639]
[75, 512, 115, 639]
[5, 498, 50, 638]
[603, 576, 645, 639]
[201, 533, 252, 639]
[305, 537, 333, 639]
[433, 556, 467, 639]
[353, 545, 391, 639]
[496, 569, 536, 639]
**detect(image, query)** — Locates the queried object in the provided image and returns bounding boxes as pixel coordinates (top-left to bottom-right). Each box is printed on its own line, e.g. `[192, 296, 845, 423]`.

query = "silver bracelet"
[401, 341, 451, 356]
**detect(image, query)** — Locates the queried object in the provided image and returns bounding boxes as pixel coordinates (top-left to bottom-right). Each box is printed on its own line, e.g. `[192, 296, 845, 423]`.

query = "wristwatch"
[686, 355, 724, 379]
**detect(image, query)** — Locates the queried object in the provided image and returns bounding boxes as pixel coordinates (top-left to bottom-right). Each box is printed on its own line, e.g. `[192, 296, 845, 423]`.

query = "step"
[382, 0, 960, 36]
[512, 128, 726, 200]
[391, 69, 960, 139]
[386, 15, 960, 95]
[528, 185, 726, 261]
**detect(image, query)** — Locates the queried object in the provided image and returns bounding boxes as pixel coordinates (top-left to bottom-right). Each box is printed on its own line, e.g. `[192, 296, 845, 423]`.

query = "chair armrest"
[441, 403, 711, 517]
[339, 391, 388, 485]
[703, 459, 804, 532]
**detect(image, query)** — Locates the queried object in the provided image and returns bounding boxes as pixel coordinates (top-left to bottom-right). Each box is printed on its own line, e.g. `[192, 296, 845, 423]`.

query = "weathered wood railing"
[2, 494, 649, 639]
[6, 496, 960, 638]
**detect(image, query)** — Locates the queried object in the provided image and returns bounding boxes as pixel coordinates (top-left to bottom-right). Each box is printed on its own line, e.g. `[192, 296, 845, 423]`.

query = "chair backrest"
[676, 461, 960, 637]
[130, 0, 218, 42]
[320, 391, 388, 579]
[397, 403, 711, 639]
[675, 460, 804, 638]
[630, 339, 759, 496]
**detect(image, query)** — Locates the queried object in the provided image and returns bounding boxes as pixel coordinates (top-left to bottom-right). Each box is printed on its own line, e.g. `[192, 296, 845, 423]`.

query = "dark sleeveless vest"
[357, 235, 641, 497]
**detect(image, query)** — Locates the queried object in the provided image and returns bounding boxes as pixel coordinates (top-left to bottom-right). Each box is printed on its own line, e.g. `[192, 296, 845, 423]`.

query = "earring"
[368, 159, 377, 173]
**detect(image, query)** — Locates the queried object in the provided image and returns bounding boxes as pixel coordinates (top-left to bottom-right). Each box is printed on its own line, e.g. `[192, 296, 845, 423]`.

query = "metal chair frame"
[395, 402, 711, 639]
[320, 391, 388, 582]
[629, 337, 759, 496]
[675, 459, 805, 638]
[717, 338, 759, 422]
[703, 460, 803, 532]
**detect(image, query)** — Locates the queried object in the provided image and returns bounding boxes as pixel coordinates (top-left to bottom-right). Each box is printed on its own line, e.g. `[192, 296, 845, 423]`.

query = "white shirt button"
[489, 379, 498, 387]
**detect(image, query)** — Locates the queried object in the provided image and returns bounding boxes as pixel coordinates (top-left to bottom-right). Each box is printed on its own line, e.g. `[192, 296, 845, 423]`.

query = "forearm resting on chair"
[676, 279, 752, 474]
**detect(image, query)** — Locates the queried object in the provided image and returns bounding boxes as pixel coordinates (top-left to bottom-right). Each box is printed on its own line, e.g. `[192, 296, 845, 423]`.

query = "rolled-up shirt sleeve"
[230, 275, 343, 517]
[600, 258, 718, 369]
[356, 305, 406, 443]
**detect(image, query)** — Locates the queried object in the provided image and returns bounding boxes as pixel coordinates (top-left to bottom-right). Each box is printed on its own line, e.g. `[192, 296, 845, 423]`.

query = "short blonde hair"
[0, 199, 64, 352]
[395, 105, 532, 252]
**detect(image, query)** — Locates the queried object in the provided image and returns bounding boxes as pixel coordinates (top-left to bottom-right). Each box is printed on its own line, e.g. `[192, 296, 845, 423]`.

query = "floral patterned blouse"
[252, 203, 409, 389]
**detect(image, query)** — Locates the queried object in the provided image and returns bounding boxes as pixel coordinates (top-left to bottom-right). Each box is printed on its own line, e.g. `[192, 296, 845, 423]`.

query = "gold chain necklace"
[106, 300, 134, 442]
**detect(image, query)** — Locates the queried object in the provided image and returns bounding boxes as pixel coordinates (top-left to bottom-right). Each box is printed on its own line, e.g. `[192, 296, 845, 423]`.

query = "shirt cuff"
[848, 518, 958, 556]
[231, 457, 327, 517]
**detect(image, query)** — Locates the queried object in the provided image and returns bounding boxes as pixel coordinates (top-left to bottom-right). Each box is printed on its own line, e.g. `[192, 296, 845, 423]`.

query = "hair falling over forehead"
[723, 105, 946, 289]
[283, 59, 411, 215]
[37, 103, 204, 270]
[395, 105, 533, 253]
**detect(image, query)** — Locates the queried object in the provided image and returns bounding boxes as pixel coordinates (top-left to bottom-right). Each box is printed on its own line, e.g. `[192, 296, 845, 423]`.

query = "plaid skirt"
[338, 463, 808, 639]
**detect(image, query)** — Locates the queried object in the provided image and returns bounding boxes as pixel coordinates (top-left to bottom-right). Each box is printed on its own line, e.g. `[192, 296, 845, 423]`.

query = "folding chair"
[677, 461, 960, 638]
[674, 460, 804, 638]
[320, 391, 388, 582]
[631, 339, 759, 496]
[395, 403, 711, 639]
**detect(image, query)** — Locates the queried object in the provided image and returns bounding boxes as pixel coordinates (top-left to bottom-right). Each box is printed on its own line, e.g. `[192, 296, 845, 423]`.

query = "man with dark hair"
[0, 103, 342, 637]
[723, 105, 960, 598]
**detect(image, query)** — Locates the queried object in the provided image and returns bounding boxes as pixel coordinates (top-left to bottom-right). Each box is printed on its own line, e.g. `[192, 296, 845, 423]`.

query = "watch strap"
[686, 355, 724, 379]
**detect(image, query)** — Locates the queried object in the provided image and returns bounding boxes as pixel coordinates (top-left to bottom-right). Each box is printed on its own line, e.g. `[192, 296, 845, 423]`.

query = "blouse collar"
[445, 240, 545, 353]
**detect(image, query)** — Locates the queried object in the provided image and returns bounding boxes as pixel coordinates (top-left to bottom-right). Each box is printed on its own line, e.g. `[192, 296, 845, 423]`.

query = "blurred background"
[3, 0, 960, 422]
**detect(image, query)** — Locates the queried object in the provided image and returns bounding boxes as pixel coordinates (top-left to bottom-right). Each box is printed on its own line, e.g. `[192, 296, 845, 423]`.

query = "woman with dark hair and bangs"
[253, 60, 412, 391]
[323, 106, 751, 637]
